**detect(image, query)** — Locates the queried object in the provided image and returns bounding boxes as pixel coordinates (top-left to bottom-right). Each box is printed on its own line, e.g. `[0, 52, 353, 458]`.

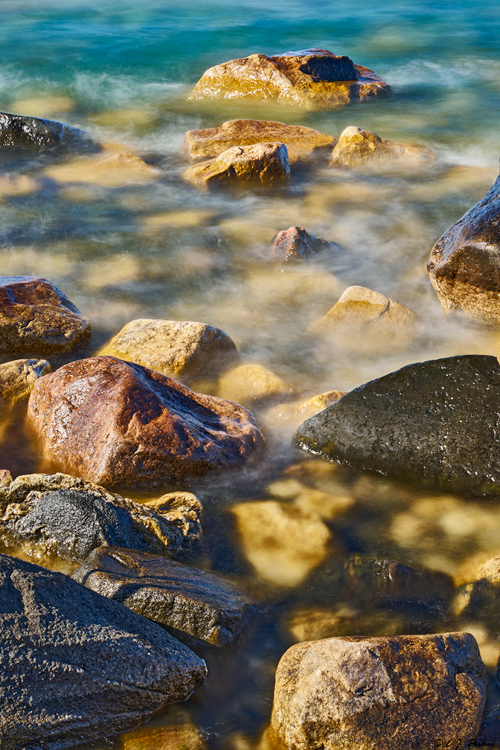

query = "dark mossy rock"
[269, 226, 347, 269]
[0, 553, 206, 750]
[73, 547, 255, 646]
[294, 355, 500, 496]
[0, 111, 92, 150]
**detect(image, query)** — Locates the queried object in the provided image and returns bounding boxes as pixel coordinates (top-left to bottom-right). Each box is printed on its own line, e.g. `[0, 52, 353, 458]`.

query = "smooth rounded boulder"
[331, 125, 437, 170]
[27, 355, 264, 489]
[0, 111, 91, 150]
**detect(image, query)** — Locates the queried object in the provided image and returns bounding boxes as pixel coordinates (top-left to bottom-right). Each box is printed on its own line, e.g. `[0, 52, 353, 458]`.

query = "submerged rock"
[294, 355, 500, 496]
[283, 603, 406, 642]
[217, 363, 295, 408]
[0, 111, 91, 149]
[428, 174, 500, 324]
[271, 633, 487, 750]
[268, 226, 347, 268]
[183, 142, 290, 190]
[0, 473, 202, 563]
[73, 546, 255, 646]
[44, 148, 160, 187]
[188, 49, 391, 110]
[27, 356, 264, 489]
[331, 125, 437, 170]
[0, 553, 206, 750]
[0, 358, 51, 409]
[122, 709, 207, 750]
[0, 276, 91, 357]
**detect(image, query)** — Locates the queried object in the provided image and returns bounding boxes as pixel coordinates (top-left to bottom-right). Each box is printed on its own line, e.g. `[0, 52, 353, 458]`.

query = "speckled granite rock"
[184, 142, 290, 190]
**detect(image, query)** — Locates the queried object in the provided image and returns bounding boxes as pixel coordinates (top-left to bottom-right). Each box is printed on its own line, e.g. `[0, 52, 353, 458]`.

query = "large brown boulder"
[331, 125, 437, 170]
[428, 174, 500, 324]
[271, 633, 488, 750]
[183, 142, 290, 190]
[188, 49, 391, 110]
[27, 356, 264, 489]
[182, 119, 335, 164]
[0, 276, 90, 357]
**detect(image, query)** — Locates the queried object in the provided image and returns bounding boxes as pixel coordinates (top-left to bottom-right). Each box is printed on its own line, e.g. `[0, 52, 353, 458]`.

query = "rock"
[183, 142, 290, 190]
[230, 499, 335, 587]
[27, 356, 264, 489]
[73, 547, 255, 646]
[188, 49, 391, 110]
[0, 174, 39, 199]
[0, 358, 51, 409]
[266, 476, 355, 520]
[268, 226, 347, 267]
[0, 553, 206, 750]
[454, 555, 500, 626]
[43, 148, 160, 187]
[217, 363, 295, 408]
[427, 174, 500, 324]
[331, 125, 437, 170]
[262, 389, 346, 437]
[182, 119, 335, 164]
[122, 709, 207, 749]
[0, 473, 202, 564]
[283, 604, 406, 642]
[0, 111, 91, 149]
[98, 319, 238, 383]
[0, 276, 91, 357]
[0, 470, 12, 487]
[271, 633, 488, 750]
[294, 354, 500, 496]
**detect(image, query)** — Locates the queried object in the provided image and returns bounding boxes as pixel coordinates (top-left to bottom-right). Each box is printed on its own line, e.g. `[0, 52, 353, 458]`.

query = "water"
[2, 0, 500, 747]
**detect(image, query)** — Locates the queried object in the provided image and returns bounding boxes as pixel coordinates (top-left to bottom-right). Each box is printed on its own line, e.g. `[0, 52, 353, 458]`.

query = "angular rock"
[27, 356, 264, 489]
[182, 119, 335, 164]
[0, 473, 202, 564]
[98, 319, 238, 383]
[331, 125, 437, 170]
[0, 111, 91, 150]
[0, 358, 51, 409]
[73, 547, 255, 646]
[183, 142, 290, 190]
[268, 226, 347, 267]
[0, 276, 91, 357]
[217, 363, 295, 408]
[0, 553, 206, 750]
[188, 49, 391, 110]
[294, 355, 500, 496]
[428, 174, 500, 324]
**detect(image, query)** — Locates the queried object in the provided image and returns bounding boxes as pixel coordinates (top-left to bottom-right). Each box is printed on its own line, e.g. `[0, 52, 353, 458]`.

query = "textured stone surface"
[0, 358, 51, 409]
[183, 119, 335, 163]
[331, 125, 437, 169]
[188, 49, 391, 110]
[428, 174, 500, 324]
[268, 226, 347, 267]
[0, 553, 206, 750]
[0, 473, 202, 563]
[217, 363, 295, 408]
[0, 111, 91, 149]
[73, 546, 255, 646]
[271, 633, 488, 750]
[27, 356, 264, 489]
[184, 142, 290, 190]
[295, 355, 500, 496]
[0, 276, 91, 357]
[98, 318, 238, 383]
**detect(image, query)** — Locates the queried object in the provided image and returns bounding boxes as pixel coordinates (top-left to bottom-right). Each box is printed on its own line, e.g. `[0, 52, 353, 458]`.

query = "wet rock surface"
[73, 546, 255, 646]
[0, 473, 202, 563]
[268, 226, 347, 268]
[294, 354, 500, 496]
[0, 553, 207, 750]
[184, 142, 290, 189]
[0, 111, 91, 149]
[0, 276, 91, 357]
[331, 125, 437, 169]
[271, 633, 488, 750]
[428, 174, 500, 324]
[27, 355, 264, 489]
[0, 358, 51, 409]
[217, 362, 295, 408]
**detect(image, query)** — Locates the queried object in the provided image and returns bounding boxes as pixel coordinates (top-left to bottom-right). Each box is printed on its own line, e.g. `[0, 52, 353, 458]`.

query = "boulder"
[27, 356, 264, 489]
[0, 553, 206, 750]
[217, 363, 295, 408]
[283, 604, 406, 642]
[294, 355, 500, 496]
[268, 226, 347, 267]
[0, 473, 202, 564]
[271, 633, 487, 750]
[98, 319, 238, 383]
[183, 142, 290, 190]
[0, 276, 91, 357]
[427, 174, 500, 324]
[188, 49, 391, 110]
[0, 358, 51, 409]
[43, 147, 160, 187]
[0, 111, 91, 150]
[73, 547, 255, 646]
[331, 125, 437, 170]
[182, 119, 335, 164]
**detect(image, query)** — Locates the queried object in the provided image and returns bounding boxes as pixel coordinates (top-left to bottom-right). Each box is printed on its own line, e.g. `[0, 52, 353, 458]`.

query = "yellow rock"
[262, 389, 346, 435]
[9, 95, 74, 118]
[183, 142, 290, 190]
[82, 254, 144, 290]
[122, 714, 206, 750]
[283, 604, 405, 642]
[141, 209, 218, 230]
[218, 363, 295, 408]
[43, 150, 160, 187]
[266, 477, 355, 520]
[0, 470, 12, 487]
[0, 359, 51, 410]
[0, 175, 39, 199]
[331, 125, 437, 171]
[91, 108, 159, 129]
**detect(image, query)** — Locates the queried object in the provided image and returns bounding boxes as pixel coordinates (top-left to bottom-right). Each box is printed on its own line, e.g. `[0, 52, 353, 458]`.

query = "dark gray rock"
[73, 547, 255, 647]
[0, 553, 207, 750]
[268, 226, 347, 270]
[294, 355, 500, 496]
[0, 473, 202, 564]
[0, 111, 92, 150]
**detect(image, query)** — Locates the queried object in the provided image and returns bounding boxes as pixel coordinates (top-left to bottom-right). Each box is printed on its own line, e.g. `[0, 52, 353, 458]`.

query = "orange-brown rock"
[0, 276, 90, 357]
[27, 356, 264, 490]
[269, 226, 346, 267]
[331, 125, 437, 170]
[182, 119, 335, 164]
[188, 49, 391, 110]
[183, 142, 290, 190]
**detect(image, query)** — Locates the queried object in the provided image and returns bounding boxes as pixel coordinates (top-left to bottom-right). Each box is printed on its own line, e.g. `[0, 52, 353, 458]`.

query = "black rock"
[0, 111, 92, 150]
[0, 553, 206, 750]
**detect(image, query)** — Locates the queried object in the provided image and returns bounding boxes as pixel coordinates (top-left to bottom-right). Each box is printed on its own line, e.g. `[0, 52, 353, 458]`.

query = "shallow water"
[2, 0, 500, 748]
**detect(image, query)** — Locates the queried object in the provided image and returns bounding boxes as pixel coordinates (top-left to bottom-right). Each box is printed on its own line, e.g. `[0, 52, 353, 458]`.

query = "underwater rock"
[0, 111, 91, 149]
[0, 276, 91, 357]
[188, 49, 391, 110]
[428, 174, 500, 324]
[331, 125, 437, 170]
[0, 473, 202, 563]
[271, 633, 487, 750]
[294, 355, 500, 496]
[183, 142, 290, 190]
[73, 547, 255, 646]
[27, 356, 264, 490]
[0, 358, 51, 409]
[217, 363, 295, 408]
[268, 226, 347, 267]
[0, 553, 206, 750]
[122, 708, 207, 750]
[43, 147, 160, 187]
[283, 603, 406, 642]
